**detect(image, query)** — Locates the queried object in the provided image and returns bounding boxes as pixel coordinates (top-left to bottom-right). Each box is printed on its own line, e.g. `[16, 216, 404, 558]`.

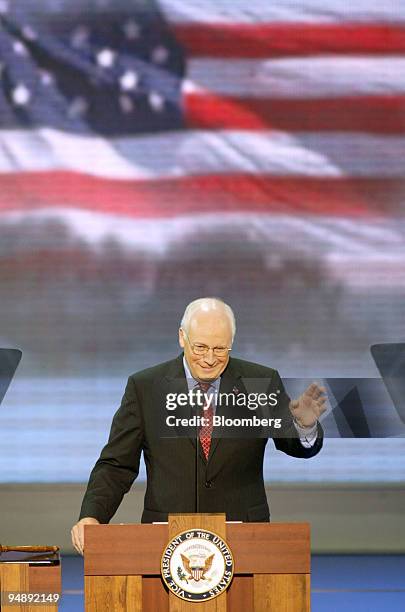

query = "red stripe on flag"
[185, 94, 405, 133]
[175, 23, 405, 58]
[0, 172, 400, 217]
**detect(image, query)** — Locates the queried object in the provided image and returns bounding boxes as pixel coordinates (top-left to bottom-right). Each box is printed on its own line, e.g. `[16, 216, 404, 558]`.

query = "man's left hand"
[289, 382, 328, 428]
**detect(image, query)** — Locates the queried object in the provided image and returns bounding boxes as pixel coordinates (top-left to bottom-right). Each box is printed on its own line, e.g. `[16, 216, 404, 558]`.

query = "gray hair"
[180, 297, 236, 342]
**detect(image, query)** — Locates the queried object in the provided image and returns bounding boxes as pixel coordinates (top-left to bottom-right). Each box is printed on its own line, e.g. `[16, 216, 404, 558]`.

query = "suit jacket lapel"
[163, 354, 198, 450]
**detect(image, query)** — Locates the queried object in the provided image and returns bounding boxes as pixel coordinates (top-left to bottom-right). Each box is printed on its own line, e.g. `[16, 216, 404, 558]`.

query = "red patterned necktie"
[196, 382, 214, 460]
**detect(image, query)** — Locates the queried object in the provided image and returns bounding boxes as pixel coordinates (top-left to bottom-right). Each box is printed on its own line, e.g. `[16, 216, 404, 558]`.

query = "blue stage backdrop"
[0, 0, 404, 483]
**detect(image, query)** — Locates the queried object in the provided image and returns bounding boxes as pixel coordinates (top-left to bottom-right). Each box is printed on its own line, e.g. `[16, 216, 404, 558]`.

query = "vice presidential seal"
[161, 529, 234, 601]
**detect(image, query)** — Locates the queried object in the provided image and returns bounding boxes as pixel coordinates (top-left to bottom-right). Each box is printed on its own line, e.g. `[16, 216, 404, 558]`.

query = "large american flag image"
[0, 0, 405, 482]
[0, 0, 404, 384]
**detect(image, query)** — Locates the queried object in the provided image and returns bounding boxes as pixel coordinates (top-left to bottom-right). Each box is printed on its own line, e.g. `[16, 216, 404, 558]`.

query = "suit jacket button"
[205, 480, 213, 488]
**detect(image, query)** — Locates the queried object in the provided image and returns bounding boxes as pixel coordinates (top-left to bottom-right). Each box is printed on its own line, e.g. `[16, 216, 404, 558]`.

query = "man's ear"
[178, 328, 185, 348]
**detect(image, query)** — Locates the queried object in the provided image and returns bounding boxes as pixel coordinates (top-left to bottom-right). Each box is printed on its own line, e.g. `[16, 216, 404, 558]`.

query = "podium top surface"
[0, 551, 60, 565]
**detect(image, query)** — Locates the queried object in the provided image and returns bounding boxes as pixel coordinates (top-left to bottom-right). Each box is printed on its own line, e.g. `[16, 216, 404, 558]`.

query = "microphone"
[191, 384, 202, 513]
[195, 414, 200, 513]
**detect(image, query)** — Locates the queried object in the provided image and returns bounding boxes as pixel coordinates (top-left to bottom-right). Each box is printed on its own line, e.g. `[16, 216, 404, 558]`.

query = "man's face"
[179, 310, 232, 381]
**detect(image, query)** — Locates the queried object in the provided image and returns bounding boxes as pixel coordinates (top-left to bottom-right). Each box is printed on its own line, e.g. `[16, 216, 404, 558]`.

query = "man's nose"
[203, 349, 216, 365]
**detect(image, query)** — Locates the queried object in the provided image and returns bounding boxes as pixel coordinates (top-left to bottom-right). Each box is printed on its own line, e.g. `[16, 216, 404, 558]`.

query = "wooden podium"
[84, 514, 310, 611]
[0, 549, 61, 612]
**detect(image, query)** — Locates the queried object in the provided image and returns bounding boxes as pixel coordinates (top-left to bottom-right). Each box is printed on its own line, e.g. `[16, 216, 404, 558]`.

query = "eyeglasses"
[181, 329, 232, 357]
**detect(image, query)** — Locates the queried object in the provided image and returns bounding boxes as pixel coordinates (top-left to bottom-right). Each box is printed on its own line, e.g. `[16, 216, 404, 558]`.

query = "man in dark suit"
[71, 297, 326, 554]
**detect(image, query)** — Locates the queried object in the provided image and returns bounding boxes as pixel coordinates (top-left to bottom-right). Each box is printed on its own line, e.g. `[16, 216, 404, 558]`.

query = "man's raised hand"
[289, 382, 327, 428]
